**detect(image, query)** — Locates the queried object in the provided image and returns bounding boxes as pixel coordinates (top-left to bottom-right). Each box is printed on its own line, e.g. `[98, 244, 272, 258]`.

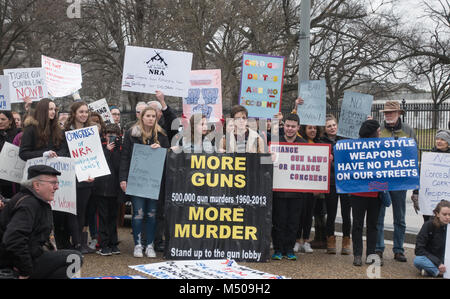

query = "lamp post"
[298, 0, 311, 96]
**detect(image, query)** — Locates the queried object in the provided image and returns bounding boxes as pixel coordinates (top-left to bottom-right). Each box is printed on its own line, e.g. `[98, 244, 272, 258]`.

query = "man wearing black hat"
[0, 165, 83, 279]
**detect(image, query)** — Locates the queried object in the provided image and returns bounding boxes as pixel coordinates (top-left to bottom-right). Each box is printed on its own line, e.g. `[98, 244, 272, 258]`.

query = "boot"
[341, 236, 352, 255]
[81, 231, 95, 254]
[326, 235, 337, 254]
[310, 215, 327, 249]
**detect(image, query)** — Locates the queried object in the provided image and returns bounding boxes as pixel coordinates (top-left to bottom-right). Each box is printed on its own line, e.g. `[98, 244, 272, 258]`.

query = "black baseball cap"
[28, 165, 61, 180]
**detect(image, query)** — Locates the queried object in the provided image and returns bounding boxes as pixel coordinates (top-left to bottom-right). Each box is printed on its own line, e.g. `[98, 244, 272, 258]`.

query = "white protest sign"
[88, 98, 113, 124]
[42, 55, 82, 98]
[65, 126, 110, 182]
[445, 224, 450, 279]
[130, 260, 287, 279]
[0, 143, 26, 184]
[271, 143, 331, 193]
[3, 68, 48, 103]
[23, 157, 77, 215]
[419, 152, 450, 216]
[0, 75, 11, 110]
[121, 46, 193, 98]
[337, 91, 373, 139]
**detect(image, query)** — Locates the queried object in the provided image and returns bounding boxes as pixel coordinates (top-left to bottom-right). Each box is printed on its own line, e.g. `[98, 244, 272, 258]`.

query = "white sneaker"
[303, 242, 314, 253]
[293, 242, 301, 253]
[134, 245, 144, 258]
[145, 244, 156, 258]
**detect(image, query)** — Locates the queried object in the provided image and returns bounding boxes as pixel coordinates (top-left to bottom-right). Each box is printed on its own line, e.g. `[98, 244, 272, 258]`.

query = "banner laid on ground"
[65, 125, 110, 182]
[0, 75, 11, 110]
[23, 157, 77, 215]
[42, 55, 82, 98]
[121, 46, 193, 98]
[0, 143, 26, 184]
[239, 53, 285, 119]
[270, 143, 331, 193]
[165, 153, 273, 262]
[130, 260, 287, 279]
[126, 144, 167, 200]
[88, 98, 113, 124]
[3, 68, 48, 103]
[334, 138, 420, 193]
[419, 152, 450, 216]
[298, 80, 327, 126]
[337, 91, 373, 139]
[445, 224, 450, 279]
[183, 69, 222, 123]
[78, 276, 146, 280]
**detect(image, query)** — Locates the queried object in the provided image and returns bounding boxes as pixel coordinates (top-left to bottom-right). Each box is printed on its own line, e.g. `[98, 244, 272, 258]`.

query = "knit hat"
[436, 130, 450, 144]
[359, 120, 380, 138]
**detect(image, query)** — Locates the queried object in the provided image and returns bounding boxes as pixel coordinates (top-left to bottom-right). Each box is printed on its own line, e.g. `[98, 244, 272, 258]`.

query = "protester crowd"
[0, 94, 449, 279]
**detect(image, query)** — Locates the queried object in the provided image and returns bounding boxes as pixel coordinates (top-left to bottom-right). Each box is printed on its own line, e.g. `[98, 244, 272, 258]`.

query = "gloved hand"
[411, 194, 419, 214]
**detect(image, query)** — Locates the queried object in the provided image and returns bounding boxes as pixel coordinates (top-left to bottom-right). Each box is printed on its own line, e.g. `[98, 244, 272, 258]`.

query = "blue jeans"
[376, 190, 406, 254]
[414, 256, 439, 277]
[131, 196, 158, 246]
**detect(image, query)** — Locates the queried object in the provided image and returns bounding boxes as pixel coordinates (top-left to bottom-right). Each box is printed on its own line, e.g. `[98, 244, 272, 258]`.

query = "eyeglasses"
[234, 117, 247, 121]
[38, 179, 59, 186]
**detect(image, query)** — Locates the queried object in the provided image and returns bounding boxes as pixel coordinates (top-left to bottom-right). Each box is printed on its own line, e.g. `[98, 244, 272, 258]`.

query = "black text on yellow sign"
[174, 207, 258, 241]
[190, 155, 247, 188]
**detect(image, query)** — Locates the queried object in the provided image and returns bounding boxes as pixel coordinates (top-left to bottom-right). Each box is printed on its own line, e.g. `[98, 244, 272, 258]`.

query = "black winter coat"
[415, 220, 447, 267]
[119, 125, 170, 183]
[19, 118, 68, 161]
[93, 140, 121, 198]
[0, 188, 53, 277]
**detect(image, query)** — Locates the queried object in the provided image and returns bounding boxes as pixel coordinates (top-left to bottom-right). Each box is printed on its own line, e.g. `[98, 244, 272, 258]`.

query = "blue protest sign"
[334, 138, 420, 193]
[126, 144, 167, 199]
[239, 53, 285, 119]
[337, 91, 373, 139]
[298, 80, 327, 126]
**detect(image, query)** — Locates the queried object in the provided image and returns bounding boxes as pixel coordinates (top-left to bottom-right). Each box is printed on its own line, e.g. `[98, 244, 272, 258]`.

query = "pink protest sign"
[182, 69, 222, 123]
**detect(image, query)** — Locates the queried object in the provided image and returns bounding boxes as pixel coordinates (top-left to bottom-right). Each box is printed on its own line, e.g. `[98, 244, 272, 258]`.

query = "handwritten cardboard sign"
[419, 152, 450, 216]
[126, 144, 167, 200]
[23, 157, 77, 215]
[3, 67, 48, 103]
[0, 142, 26, 184]
[239, 53, 285, 119]
[0, 75, 11, 110]
[337, 91, 373, 139]
[42, 55, 82, 98]
[88, 98, 113, 124]
[298, 80, 327, 126]
[270, 143, 331, 193]
[183, 69, 223, 123]
[121, 46, 193, 98]
[65, 125, 110, 182]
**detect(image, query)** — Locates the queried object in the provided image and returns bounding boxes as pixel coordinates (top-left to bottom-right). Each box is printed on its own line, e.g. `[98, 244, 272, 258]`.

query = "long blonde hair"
[138, 106, 166, 145]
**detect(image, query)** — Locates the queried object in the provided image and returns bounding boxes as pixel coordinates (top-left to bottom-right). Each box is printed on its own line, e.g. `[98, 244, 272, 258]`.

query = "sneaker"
[353, 256, 362, 267]
[88, 239, 98, 251]
[97, 247, 112, 256]
[303, 242, 314, 254]
[271, 252, 283, 260]
[285, 253, 297, 261]
[293, 242, 301, 253]
[134, 245, 144, 258]
[394, 253, 407, 262]
[145, 244, 156, 258]
[111, 245, 121, 255]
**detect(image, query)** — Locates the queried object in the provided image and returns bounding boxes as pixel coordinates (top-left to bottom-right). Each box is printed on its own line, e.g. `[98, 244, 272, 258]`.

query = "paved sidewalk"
[80, 228, 426, 279]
